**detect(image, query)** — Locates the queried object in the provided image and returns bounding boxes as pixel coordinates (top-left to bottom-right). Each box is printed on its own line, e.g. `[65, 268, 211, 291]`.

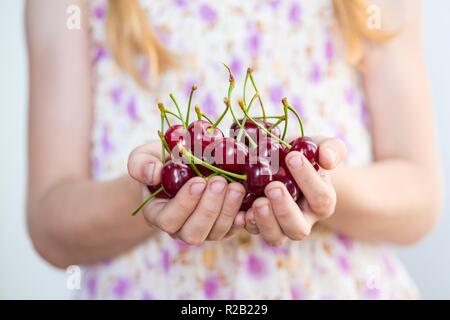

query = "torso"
[80, 0, 418, 299]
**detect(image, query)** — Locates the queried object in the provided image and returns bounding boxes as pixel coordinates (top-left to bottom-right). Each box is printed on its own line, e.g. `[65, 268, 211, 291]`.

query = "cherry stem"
[211, 103, 229, 129]
[282, 98, 304, 138]
[238, 99, 292, 148]
[248, 69, 267, 121]
[269, 116, 286, 131]
[164, 110, 183, 122]
[281, 102, 289, 141]
[243, 68, 250, 106]
[225, 98, 257, 149]
[236, 93, 258, 142]
[195, 105, 213, 124]
[180, 146, 247, 181]
[185, 85, 197, 127]
[158, 102, 172, 126]
[169, 93, 186, 127]
[131, 186, 163, 216]
[158, 131, 172, 154]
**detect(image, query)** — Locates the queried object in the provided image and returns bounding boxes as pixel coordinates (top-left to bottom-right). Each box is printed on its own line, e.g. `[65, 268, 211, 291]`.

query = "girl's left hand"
[243, 137, 347, 245]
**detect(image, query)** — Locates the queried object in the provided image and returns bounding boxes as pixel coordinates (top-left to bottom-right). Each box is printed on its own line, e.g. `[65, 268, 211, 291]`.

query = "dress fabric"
[80, 0, 419, 299]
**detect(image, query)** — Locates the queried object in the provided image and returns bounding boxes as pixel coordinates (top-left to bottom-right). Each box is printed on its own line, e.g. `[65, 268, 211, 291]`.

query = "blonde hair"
[106, 0, 390, 86]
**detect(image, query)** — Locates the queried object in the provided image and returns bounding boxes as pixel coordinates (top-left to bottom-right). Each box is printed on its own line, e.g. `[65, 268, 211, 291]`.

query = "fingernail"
[190, 182, 206, 195]
[145, 163, 155, 183]
[210, 181, 226, 194]
[256, 205, 270, 217]
[325, 148, 336, 165]
[251, 219, 256, 225]
[267, 188, 282, 200]
[288, 155, 303, 168]
[228, 189, 243, 201]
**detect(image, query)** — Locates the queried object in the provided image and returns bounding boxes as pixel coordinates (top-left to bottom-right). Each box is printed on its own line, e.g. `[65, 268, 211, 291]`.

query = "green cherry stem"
[238, 99, 292, 148]
[211, 103, 229, 129]
[236, 92, 258, 142]
[225, 98, 258, 149]
[248, 69, 267, 121]
[158, 102, 172, 126]
[131, 186, 163, 216]
[269, 116, 286, 132]
[158, 131, 172, 154]
[180, 146, 247, 181]
[281, 101, 289, 141]
[282, 98, 304, 138]
[243, 68, 251, 106]
[169, 93, 186, 127]
[195, 105, 214, 124]
[185, 85, 197, 127]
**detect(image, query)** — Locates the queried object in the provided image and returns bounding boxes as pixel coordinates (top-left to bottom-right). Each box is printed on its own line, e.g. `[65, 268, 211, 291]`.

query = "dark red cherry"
[161, 160, 196, 198]
[240, 192, 259, 212]
[208, 137, 249, 174]
[147, 184, 170, 199]
[187, 120, 224, 157]
[253, 137, 285, 168]
[245, 161, 275, 195]
[164, 124, 187, 151]
[273, 168, 301, 202]
[288, 136, 319, 171]
[230, 119, 280, 146]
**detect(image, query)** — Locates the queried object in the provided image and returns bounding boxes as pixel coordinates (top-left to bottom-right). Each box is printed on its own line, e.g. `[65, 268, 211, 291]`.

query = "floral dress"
[80, 0, 418, 299]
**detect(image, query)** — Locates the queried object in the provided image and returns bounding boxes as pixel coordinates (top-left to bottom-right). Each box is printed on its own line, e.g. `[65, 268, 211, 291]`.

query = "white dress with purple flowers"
[81, 0, 418, 299]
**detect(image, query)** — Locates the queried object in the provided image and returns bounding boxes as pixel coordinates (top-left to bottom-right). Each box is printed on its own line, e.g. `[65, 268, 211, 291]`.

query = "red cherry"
[187, 120, 224, 157]
[164, 125, 187, 151]
[208, 137, 249, 174]
[273, 167, 301, 202]
[253, 137, 285, 169]
[147, 184, 170, 199]
[161, 160, 196, 198]
[288, 136, 319, 171]
[245, 161, 275, 195]
[230, 119, 280, 146]
[240, 192, 259, 211]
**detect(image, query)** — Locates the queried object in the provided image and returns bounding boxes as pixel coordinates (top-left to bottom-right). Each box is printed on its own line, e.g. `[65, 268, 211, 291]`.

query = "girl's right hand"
[127, 141, 247, 245]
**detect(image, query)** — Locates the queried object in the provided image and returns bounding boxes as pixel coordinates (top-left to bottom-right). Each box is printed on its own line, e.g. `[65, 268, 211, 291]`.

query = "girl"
[26, 0, 442, 299]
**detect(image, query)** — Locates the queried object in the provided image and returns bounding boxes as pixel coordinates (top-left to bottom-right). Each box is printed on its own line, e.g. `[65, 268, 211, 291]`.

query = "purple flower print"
[230, 57, 243, 77]
[336, 233, 353, 251]
[92, 4, 106, 20]
[290, 286, 304, 300]
[93, 45, 107, 64]
[112, 277, 132, 299]
[269, 0, 282, 10]
[325, 38, 335, 64]
[142, 291, 156, 300]
[247, 27, 262, 56]
[337, 255, 351, 275]
[291, 96, 304, 120]
[101, 127, 113, 154]
[288, 2, 302, 25]
[110, 86, 123, 106]
[202, 93, 218, 117]
[174, 0, 188, 7]
[203, 275, 220, 299]
[162, 249, 171, 273]
[127, 97, 139, 121]
[345, 87, 356, 106]
[199, 4, 217, 23]
[86, 275, 97, 298]
[246, 254, 267, 279]
[260, 238, 289, 255]
[359, 100, 369, 126]
[269, 84, 284, 105]
[382, 253, 397, 276]
[309, 62, 322, 84]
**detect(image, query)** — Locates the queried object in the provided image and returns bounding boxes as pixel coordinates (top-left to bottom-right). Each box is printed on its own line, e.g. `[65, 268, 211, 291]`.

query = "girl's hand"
[128, 141, 247, 245]
[244, 138, 347, 245]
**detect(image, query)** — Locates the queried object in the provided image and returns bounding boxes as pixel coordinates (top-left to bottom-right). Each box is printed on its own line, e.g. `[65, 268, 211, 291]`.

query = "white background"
[1, 0, 449, 299]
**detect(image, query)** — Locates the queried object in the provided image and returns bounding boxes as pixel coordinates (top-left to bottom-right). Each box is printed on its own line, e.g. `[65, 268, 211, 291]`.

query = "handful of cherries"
[132, 65, 320, 216]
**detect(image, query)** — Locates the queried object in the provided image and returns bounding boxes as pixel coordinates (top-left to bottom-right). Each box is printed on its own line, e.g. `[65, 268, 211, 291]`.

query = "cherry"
[253, 137, 286, 169]
[147, 184, 170, 199]
[187, 120, 224, 157]
[240, 192, 259, 212]
[164, 124, 187, 151]
[245, 161, 275, 195]
[288, 136, 319, 171]
[208, 137, 249, 174]
[273, 167, 301, 202]
[161, 160, 196, 198]
[230, 119, 280, 146]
